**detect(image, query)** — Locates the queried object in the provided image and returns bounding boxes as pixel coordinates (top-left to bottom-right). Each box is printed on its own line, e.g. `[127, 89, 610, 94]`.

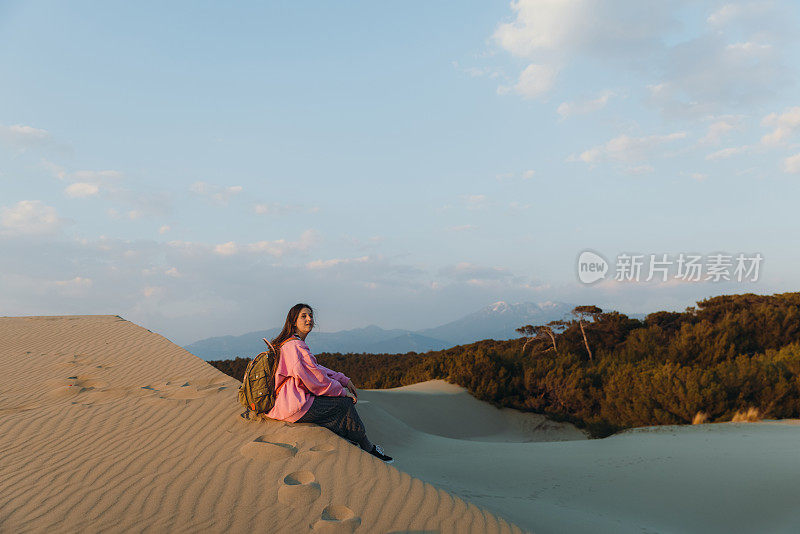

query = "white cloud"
[761, 106, 800, 145]
[463, 194, 487, 209]
[159, 225, 170, 235]
[492, 0, 586, 55]
[0, 229, 556, 344]
[165, 267, 182, 277]
[143, 286, 165, 298]
[625, 165, 655, 175]
[51, 276, 93, 296]
[111, 191, 170, 219]
[495, 170, 535, 182]
[576, 132, 686, 164]
[306, 256, 370, 270]
[40, 159, 66, 180]
[210, 230, 319, 258]
[71, 170, 123, 182]
[190, 181, 243, 205]
[707, 4, 741, 26]
[491, 0, 670, 57]
[726, 41, 772, 54]
[557, 91, 614, 118]
[491, 0, 675, 82]
[784, 153, 800, 174]
[253, 203, 319, 216]
[246, 229, 318, 257]
[65, 182, 100, 198]
[52, 276, 91, 287]
[0, 124, 51, 149]
[491, 1, 792, 112]
[43, 161, 166, 218]
[699, 117, 741, 145]
[42, 162, 167, 218]
[452, 61, 501, 79]
[214, 242, 238, 256]
[42, 161, 122, 184]
[705, 145, 751, 160]
[189, 182, 209, 194]
[652, 32, 784, 115]
[502, 63, 558, 99]
[0, 200, 61, 235]
[447, 224, 477, 232]
[439, 262, 513, 285]
[707, 2, 773, 27]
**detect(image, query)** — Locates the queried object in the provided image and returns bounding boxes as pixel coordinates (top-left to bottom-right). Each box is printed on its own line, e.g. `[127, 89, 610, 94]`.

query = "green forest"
[209, 292, 800, 437]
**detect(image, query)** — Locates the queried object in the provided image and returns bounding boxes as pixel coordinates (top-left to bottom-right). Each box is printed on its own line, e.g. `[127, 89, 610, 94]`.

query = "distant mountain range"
[185, 300, 576, 360]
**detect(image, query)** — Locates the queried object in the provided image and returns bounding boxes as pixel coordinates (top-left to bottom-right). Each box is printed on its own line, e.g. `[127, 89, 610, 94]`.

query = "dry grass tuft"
[731, 407, 761, 423]
[692, 411, 710, 425]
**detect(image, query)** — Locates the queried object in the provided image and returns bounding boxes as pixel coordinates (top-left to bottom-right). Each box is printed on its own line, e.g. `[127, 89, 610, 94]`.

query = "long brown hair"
[271, 303, 314, 349]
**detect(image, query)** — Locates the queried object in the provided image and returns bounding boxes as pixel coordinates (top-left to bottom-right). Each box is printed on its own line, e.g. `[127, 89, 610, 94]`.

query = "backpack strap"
[275, 376, 288, 396]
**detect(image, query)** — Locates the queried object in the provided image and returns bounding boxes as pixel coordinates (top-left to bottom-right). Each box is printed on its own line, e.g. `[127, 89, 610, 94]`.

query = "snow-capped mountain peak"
[489, 301, 510, 313]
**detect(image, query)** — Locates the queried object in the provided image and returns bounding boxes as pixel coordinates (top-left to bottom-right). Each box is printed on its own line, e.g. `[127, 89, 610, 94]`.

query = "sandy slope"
[0, 316, 523, 534]
[4, 316, 800, 534]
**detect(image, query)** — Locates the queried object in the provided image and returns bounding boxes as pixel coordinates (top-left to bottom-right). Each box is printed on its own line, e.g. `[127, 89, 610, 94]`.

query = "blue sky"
[2, 1, 800, 344]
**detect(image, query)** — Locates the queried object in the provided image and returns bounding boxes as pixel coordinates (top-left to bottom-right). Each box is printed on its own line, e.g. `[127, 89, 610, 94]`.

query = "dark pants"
[296, 396, 373, 451]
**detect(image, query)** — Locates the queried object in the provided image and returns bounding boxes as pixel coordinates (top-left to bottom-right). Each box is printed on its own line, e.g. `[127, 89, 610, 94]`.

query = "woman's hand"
[346, 380, 358, 400]
[344, 390, 357, 404]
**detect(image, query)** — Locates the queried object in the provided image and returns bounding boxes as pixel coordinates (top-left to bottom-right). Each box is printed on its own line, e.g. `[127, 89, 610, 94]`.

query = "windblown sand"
[3, 316, 800, 533]
[0, 316, 522, 533]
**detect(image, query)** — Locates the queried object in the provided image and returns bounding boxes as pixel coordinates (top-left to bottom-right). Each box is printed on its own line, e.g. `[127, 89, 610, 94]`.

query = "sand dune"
[359, 380, 586, 443]
[4, 316, 800, 533]
[360, 385, 800, 533]
[0, 316, 523, 533]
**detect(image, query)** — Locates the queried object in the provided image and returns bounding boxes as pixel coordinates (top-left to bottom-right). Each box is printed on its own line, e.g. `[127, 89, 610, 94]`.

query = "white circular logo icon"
[577, 250, 608, 284]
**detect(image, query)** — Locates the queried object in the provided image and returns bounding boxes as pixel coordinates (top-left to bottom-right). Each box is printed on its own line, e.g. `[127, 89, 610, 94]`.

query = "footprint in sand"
[240, 436, 298, 461]
[47, 376, 143, 406]
[64, 376, 107, 388]
[311, 505, 361, 533]
[47, 386, 83, 400]
[278, 470, 321, 505]
[61, 354, 94, 368]
[46, 376, 109, 400]
[140, 381, 229, 402]
[309, 443, 336, 453]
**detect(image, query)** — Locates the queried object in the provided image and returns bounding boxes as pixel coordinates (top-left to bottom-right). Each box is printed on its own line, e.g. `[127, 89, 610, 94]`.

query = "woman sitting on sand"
[266, 303, 393, 463]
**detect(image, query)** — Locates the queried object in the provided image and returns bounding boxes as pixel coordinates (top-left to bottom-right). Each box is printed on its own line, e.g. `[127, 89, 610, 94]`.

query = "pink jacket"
[265, 337, 351, 422]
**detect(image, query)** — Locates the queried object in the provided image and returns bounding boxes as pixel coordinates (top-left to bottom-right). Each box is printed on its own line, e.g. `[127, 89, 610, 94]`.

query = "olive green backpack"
[238, 338, 284, 418]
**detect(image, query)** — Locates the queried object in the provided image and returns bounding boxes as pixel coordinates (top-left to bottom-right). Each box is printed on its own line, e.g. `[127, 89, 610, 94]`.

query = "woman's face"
[294, 307, 314, 336]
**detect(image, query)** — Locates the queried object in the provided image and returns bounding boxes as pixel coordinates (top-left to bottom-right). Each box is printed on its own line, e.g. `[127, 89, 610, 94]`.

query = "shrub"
[692, 412, 709, 425]
[731, 407, 761, 422]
